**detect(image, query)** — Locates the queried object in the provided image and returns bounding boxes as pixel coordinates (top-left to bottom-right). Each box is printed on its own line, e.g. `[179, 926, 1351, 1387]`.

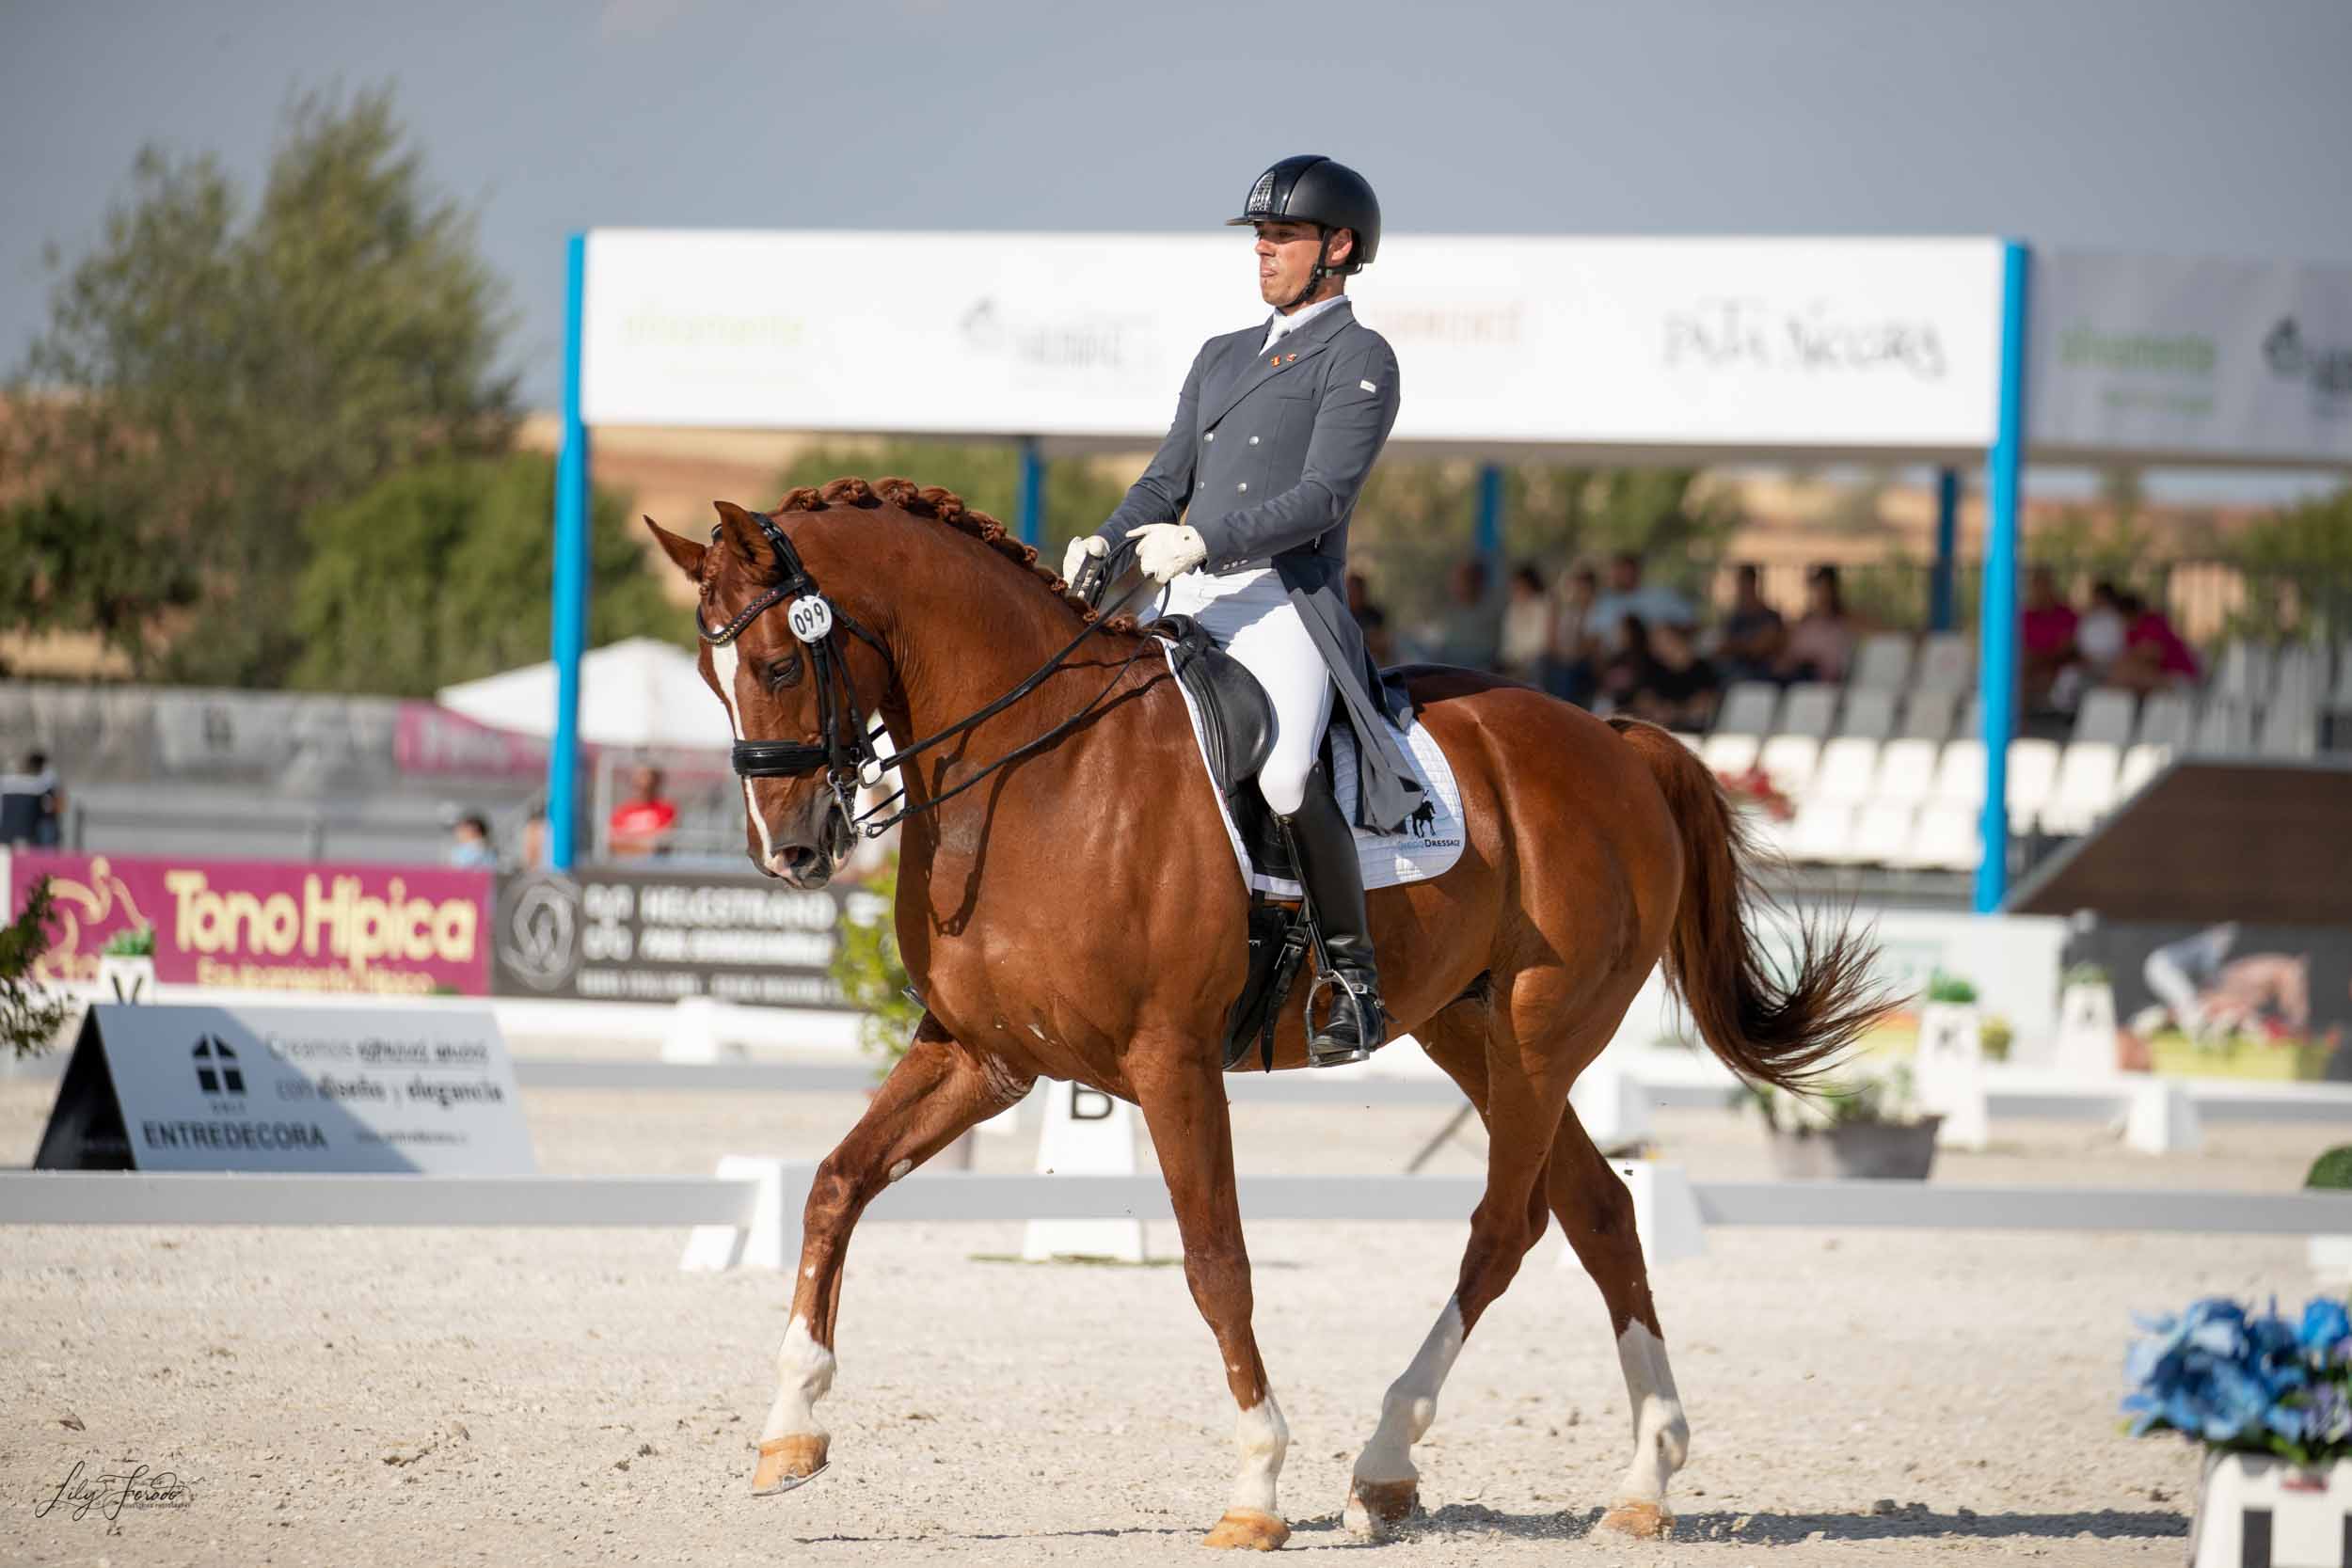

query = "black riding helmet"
[1228, 155, 1380, 308]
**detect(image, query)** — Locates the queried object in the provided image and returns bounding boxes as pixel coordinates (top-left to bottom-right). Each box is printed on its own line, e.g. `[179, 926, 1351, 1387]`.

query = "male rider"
[1063, 155, 1421, 1068]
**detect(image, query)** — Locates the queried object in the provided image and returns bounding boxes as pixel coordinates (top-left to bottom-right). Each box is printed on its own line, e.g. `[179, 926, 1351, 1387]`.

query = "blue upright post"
[1016, 436, 1044, 548]
[1930, 467, 1960, 633]
[1974, 242, 2030, 914]
[548, 232, 592, 872]
[1474, 463, 1503, 570]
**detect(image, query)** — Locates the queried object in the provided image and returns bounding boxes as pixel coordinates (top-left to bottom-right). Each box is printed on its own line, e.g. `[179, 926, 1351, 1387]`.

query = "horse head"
[645, 499, 886, 887]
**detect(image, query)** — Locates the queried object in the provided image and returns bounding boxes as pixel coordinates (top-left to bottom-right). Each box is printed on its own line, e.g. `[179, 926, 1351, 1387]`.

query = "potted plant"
[1717, 765, 1794, 823]
[96, 924, 158, 1004]
[2307, 1148, 2352, 1283]
[1918, 970, 1983, 1062]
[4, 877, 72, 1060]
[827, 851, 977, 1168]
[2124, 1292, 2352, 1565]
[1748, 1063, 1943, 1180]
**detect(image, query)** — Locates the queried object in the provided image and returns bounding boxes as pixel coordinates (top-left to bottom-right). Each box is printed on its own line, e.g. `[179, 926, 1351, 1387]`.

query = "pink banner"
[8, 851, 492, 996]
[394, 702, 551, 778]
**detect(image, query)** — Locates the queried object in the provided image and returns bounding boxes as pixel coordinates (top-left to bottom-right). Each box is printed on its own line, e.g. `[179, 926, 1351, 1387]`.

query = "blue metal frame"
[548, 232, 592, 872]
[1016, 436, 1044, 547]
[1930, 467, 1960, 633]
[1974, 242, 2030, 914]
[1473, 463, 1503, 569]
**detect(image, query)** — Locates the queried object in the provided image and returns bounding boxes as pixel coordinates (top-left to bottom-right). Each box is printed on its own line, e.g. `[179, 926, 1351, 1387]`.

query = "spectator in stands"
[1585, 551, 1695, 656]
[1714, 563, 1787, 682]
[1542, 562, 1601, 705]
[1346, 572, 1395, 666]
[1627, 620, 1724, 729]
[608, 766, 679, 859]
[2022, 566, 2079, 711]
[1776, 564, 1856, 683]
[447, 811, 497, 869]
[1499, 563, 1552, 682]
[519, 805, 551, 869]
[1426, 559, 1502, 670]
[2076, 580, 2129, 673]
[1595, 614, 1660, 715]
[6, 752, 66, 847]
[2109, 591, 2201, 692]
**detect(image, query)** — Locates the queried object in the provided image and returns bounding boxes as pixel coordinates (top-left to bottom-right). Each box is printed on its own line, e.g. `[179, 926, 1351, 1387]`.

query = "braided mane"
[775, 476, 1141, 635]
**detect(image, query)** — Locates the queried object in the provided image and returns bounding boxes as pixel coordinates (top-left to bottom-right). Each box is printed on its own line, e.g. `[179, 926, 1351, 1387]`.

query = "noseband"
[702, 509, 1161, 840]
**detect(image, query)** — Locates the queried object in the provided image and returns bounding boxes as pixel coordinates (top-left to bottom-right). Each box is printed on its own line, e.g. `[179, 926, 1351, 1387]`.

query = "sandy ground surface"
[2, 1059, 2337, 1567]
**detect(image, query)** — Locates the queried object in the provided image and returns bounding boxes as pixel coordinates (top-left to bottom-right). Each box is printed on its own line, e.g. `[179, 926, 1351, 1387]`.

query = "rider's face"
[1254, 221, 1350, 309]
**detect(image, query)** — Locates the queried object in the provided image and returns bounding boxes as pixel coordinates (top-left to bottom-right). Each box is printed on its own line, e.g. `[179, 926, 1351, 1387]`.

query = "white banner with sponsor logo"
[2029, 250, 2352, 467]
[581, 231, 2005, 453]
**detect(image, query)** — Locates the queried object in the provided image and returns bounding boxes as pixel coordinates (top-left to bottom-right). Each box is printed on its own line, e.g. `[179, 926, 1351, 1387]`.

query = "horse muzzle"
[761, 798, 856, 888]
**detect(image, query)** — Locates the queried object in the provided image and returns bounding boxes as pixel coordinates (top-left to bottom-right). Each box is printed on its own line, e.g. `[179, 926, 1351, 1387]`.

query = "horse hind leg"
[1549, 1101, 1689, 1538]
[1343, 1000, 1567, 1540]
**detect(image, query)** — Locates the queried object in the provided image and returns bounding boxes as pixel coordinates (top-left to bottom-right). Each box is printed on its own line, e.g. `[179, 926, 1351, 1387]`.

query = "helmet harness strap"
[1279, 226, 1340, 312]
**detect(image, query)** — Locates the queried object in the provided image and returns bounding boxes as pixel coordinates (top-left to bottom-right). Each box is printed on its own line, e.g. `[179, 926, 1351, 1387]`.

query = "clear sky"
[7, 0, 2349, 498]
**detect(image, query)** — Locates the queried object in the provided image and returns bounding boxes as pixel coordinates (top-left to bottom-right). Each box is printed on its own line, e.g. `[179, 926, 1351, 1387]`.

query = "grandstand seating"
[1691, 629, 2343, 874]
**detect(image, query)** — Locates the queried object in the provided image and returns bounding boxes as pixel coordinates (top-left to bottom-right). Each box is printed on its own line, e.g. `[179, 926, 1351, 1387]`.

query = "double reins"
[699, 509, 1162, 838]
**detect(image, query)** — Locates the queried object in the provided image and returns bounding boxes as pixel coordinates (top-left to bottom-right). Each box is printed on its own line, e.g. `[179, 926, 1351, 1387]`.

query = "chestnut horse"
[645, 478, 1880, 1549]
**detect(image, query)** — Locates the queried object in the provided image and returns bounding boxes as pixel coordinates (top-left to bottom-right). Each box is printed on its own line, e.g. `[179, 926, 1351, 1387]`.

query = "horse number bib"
[787, 594, 834, 643]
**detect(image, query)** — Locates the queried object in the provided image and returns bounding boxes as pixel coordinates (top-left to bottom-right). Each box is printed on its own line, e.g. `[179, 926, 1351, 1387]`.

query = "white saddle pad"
[1163, 646, 1467, 898]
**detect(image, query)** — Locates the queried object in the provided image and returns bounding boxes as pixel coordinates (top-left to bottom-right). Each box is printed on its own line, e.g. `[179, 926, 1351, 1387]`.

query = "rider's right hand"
[1062, 534, 1107, 584]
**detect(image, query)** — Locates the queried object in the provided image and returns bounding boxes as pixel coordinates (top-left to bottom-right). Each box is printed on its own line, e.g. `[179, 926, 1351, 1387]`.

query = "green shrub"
[827, 852, 922, 1074]
[100, 925, 155, 958]
[1980, 1015, 2014, 1063]
[4, 877, 72, 1059]
[1925, 970, 1979, 1006]
[2307, 1148, 2352, 1190]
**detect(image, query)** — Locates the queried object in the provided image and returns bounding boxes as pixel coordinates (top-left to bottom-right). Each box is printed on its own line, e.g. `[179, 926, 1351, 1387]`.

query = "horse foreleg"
[754, 1015, 1031, 1494]
[1131, 1054, 1289, 1552]
[1549, 1100, 1689, 1538]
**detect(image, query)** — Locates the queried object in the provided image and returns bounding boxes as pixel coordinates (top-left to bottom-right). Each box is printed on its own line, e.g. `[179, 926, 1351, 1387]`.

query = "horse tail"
[1610, 718, 1889, 1093]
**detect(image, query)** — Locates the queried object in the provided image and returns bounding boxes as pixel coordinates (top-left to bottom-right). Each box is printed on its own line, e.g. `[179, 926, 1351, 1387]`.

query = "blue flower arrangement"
[2125, 1295, 2352, 1465]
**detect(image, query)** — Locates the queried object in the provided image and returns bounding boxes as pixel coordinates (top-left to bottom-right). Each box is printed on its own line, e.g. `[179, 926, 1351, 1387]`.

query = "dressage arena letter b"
[1070, 1085, 1113, 1121]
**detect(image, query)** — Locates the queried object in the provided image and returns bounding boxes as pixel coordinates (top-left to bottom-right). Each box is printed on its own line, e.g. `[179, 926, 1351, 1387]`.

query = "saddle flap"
[1155, 615, 1275, 795]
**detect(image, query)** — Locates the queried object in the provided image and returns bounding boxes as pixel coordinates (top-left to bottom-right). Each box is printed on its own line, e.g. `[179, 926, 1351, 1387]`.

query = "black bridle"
[700, 509, 1160, 841]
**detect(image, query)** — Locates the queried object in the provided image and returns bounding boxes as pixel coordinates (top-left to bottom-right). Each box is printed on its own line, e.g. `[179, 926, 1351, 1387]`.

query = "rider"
[1063, 154, 1422, 1068]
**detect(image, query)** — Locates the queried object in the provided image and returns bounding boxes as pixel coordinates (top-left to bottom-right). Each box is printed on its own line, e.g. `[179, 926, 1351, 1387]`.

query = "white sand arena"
[1, 1063, 2323, 1565]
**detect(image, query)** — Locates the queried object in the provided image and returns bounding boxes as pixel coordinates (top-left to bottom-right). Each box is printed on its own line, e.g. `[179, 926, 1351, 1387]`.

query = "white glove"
[1062, 534, 1107, 582]
[1126, 524, 1208, 584]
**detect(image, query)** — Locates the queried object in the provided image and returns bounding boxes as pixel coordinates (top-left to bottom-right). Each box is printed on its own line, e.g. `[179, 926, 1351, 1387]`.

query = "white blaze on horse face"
[1228, 1393, 1290, 1515]
[1352, 1295, 1466, 1487]
[759, 1314, 835, 1444]
[1613, 1321, 1690, 1504]
[708, 641, 776, 864]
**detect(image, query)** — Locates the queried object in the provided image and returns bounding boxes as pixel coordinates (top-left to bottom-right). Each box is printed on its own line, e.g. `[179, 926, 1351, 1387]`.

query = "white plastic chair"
[1875, 738, 1941, 807]
[1931, 738, 1987, 809]
[1915, 633, 1975, 694]
[1848, 801, 1916, 867]
[2073, 688, 2137, 748]
[1700, 732, 1760, 778]
[1779, 683, 1839, 739]
[1784, 800, 1857, 864]
[2118, 742, 2172, 799]
[2040, 742, 2121, 835]
[2006, 738, 2060, 819]
[2136, 690, 2194, 750]
[2190, 699, 2252, 756]
[1757, 734, 1822, 797]
[1715, 681, 1781, 737]
[2215, 642, 2271, 704]
[1851, 634, 1915, 691]
[1903, 802, 1984, 872]
[2259, 701, 2317, 759]
[1897, 688, 1958, 742]
[1836, 688, 1899, 740]
[1810, 737, 1882, 805]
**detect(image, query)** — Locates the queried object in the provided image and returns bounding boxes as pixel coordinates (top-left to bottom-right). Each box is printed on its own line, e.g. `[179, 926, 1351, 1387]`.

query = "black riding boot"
[1276, 761, 1387, 1069]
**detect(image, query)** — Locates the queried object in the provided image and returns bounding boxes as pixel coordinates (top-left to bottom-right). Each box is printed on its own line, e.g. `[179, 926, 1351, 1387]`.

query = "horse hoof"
[1599, 1498, 1674, 1539]
[1201, 1509, 1290, 1550]
[1343, 1477, 1418, 1540]
[752, 1434, 829, 1496]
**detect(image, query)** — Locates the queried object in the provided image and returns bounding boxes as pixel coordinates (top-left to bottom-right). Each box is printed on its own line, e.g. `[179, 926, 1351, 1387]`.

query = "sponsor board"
[492, 866, 865, 1010]
[33, 1004, 533, 1172]
[581, 231, 2005, 451]
[7, 851, 491, 996]
[2060, 919, 2351, 1082]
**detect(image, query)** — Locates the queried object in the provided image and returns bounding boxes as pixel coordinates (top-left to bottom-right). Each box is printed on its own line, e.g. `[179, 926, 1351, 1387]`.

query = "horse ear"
[644, 517, 707, 582]
[710, 500, 762, 563]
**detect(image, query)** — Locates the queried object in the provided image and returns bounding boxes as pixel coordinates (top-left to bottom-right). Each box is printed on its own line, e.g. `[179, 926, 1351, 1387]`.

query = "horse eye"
[764, 654, 803, 690]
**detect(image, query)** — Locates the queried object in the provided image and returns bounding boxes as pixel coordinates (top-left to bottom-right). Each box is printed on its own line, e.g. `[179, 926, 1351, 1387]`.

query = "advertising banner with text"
[581, 231, 2005, 453]
[7, 851, 492, 996]
[2029, 249, 2352, 467]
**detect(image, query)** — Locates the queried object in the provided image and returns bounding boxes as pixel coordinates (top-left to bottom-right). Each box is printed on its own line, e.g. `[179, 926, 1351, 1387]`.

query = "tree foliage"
[3, 878, 70, 1061]
[290, 452, 685, 697]
[5, 86, 516, 685]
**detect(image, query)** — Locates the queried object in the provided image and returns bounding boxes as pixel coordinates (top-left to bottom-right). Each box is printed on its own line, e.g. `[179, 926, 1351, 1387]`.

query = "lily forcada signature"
[34, 1460, 197, 1525]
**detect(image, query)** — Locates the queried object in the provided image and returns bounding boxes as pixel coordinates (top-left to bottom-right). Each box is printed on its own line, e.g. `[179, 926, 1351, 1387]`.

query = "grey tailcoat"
[1092, 299, 1424, 833]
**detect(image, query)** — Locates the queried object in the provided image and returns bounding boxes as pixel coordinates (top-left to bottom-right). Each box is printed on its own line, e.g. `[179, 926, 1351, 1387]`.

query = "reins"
[700, 508, 1165, 840]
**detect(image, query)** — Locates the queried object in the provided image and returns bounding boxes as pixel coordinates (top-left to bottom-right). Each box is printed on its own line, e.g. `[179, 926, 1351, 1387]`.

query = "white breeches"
[1157, 567, 1334, 817]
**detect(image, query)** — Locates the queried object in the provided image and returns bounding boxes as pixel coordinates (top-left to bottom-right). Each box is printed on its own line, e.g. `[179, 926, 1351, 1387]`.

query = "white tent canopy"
[437, 637, 726, 752]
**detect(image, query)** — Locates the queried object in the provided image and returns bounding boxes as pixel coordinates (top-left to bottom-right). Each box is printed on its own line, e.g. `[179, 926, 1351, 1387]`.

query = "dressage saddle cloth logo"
[1158, 634, 1466, 899]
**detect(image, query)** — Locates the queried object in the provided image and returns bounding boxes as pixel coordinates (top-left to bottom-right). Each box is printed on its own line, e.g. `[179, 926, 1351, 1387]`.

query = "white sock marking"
[1353, 1295, 1465, 1487]
[708, 642, 775, 864]
[1614, 1321, 1689, 1504]
[759, 1314, 835, 1443]
[1228, 1394, 1290, 1515]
